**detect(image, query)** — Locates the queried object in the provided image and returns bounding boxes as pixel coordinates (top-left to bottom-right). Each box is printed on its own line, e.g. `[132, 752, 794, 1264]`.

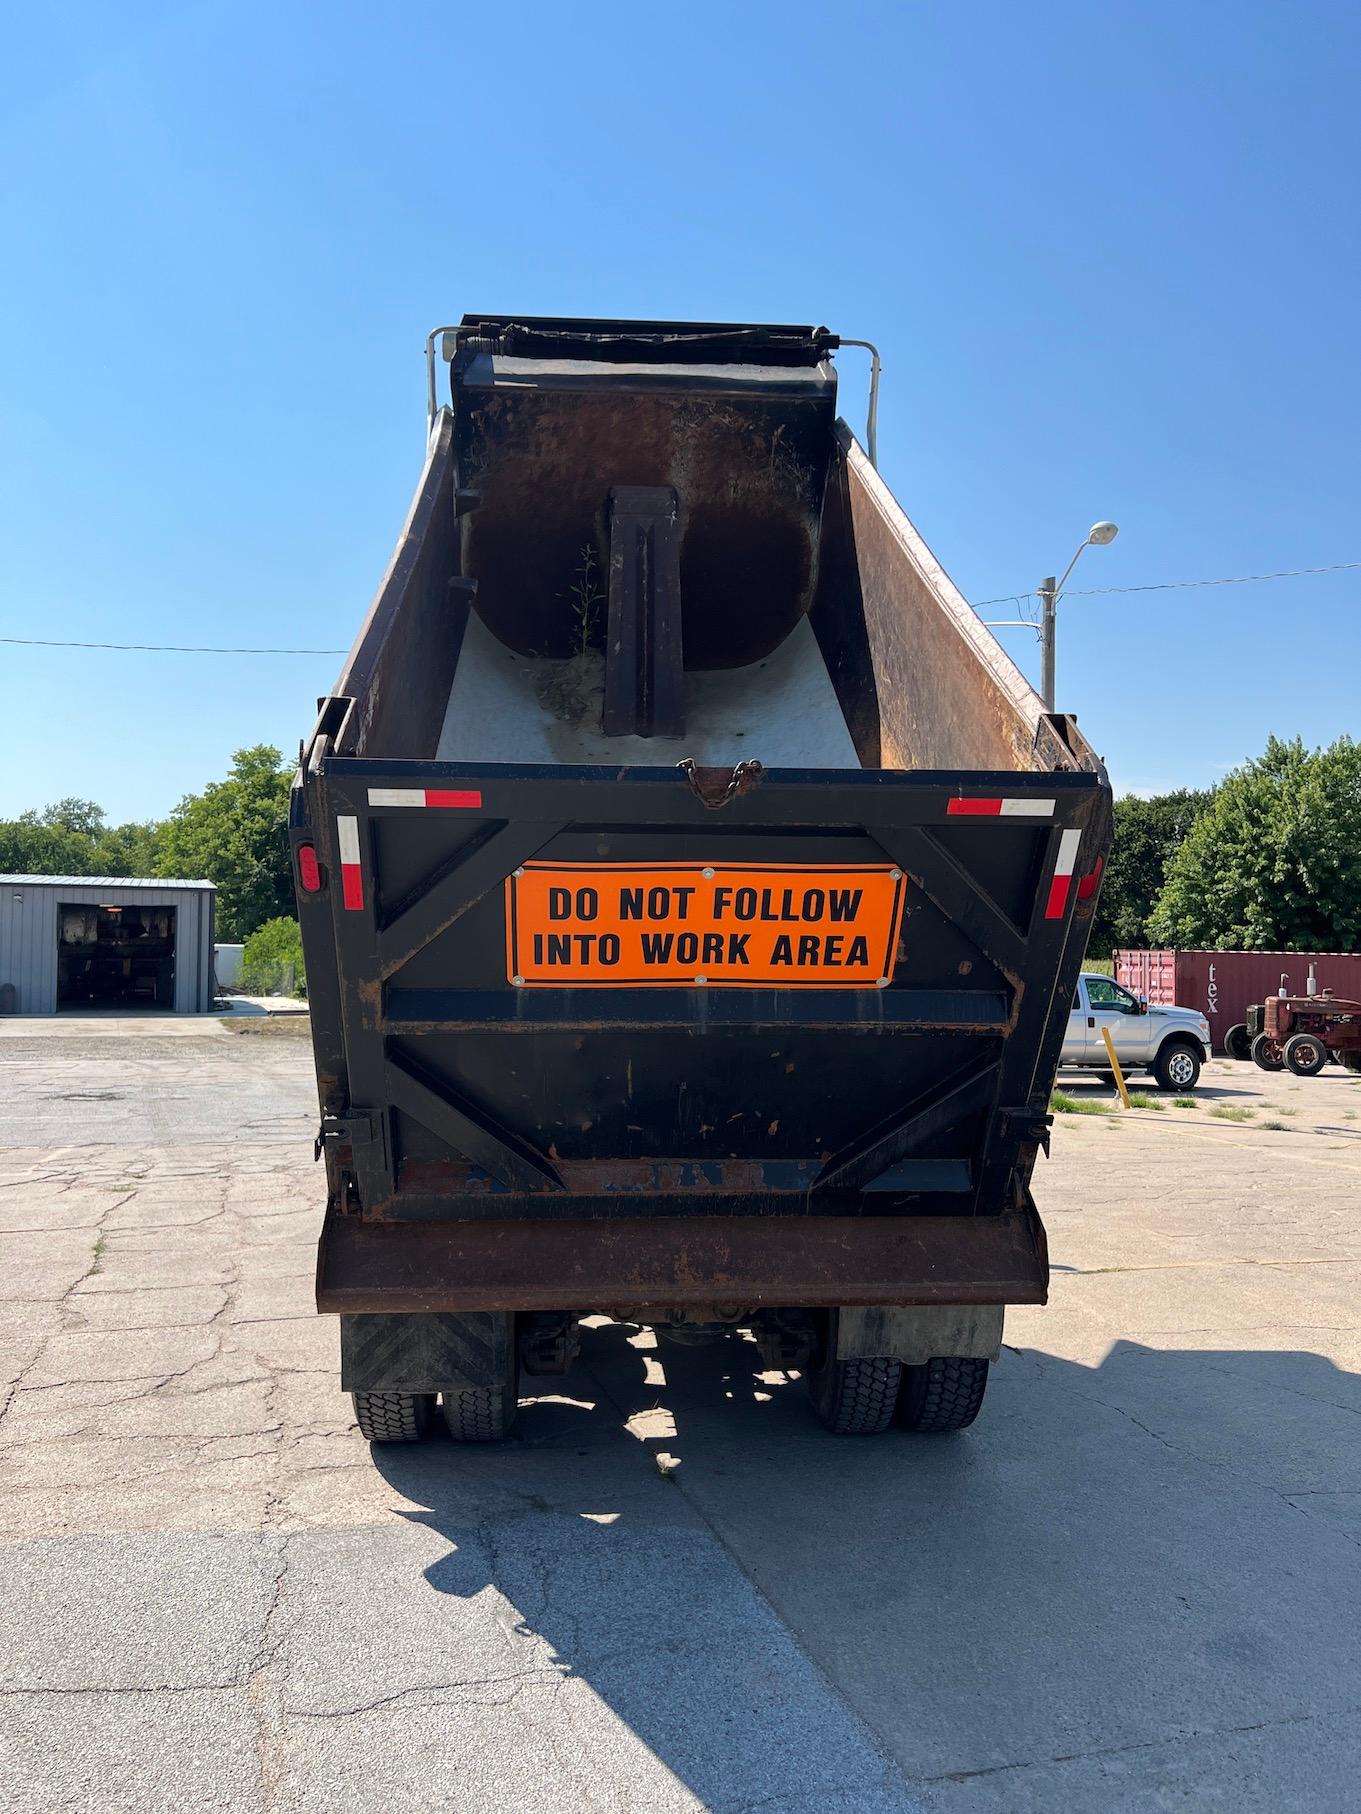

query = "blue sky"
[2, 1, 1357, 821]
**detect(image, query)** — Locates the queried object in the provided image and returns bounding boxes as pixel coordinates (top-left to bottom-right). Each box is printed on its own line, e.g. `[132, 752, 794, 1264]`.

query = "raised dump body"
[293, 315, 1111, 1443]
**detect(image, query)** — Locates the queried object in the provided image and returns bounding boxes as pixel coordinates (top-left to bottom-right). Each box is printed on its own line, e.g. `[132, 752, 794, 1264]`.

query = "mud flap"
[835, 1304, 1004, 1364]
[340, 1311, 514, 1394]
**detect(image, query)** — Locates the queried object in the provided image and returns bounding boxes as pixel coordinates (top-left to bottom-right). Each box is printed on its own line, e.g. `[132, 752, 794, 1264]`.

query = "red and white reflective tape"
[1044, 828, 1083, 920]
[946, 797, 1055, 817]
[337, 816, 364, 912]
[367, 787, 483, 809]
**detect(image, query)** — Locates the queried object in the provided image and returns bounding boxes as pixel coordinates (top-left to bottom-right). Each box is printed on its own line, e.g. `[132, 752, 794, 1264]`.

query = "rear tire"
[895, 1357, 990, 1433]
[1284, 1031, 1328, 1077]
[442, 1375, 519, 1443]
[1225, 1023, 1251, 1061]
[1154, 1041, 1202, 1091]
[1251, 1032, 1284, 1072]
[806, 1352, 902, 1435]
[352, 1391, 436, 1443]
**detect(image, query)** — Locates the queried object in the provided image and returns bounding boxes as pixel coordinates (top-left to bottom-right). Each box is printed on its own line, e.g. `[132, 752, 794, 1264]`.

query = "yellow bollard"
[1100, 1025, 1132, 1107]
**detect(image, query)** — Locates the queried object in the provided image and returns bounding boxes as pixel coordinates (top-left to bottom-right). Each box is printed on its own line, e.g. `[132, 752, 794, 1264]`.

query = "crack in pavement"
[1031, 1368, 1361, 1551]
[924, 1700, 1361, 1784]
[282, 1666, 567, 1721]
[0, 1191, 137, 1433]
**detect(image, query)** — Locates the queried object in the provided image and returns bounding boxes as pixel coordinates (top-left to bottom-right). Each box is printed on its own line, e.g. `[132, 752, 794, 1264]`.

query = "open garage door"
[57, 902, 177, 1010]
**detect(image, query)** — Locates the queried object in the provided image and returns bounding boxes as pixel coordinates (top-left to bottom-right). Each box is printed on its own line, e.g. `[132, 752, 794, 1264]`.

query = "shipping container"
[294, 313, 1113, 1445]
[1115, 949, 1361, 1052]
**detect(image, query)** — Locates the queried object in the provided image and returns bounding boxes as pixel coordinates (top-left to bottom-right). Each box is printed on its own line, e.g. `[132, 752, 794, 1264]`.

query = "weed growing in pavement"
[1261, 1120, 1287, 1131]
[1345, 1110, 1358, 1120]
[1208, 1105, 1255, 1121]
[1277, 1106, 1299, 1115]
[1051, 1090, 1113, 1115]
[1126, 1091, 1164, 1110]
[1172, 1097, 1198, 1109]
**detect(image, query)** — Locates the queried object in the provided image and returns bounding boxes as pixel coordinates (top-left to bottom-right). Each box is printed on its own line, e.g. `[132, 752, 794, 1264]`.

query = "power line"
[2, 559, 1356, 656]
[1068, 560, 1361, 596]
[974, 560, 1361, 609]
[0, 636, 347, 655]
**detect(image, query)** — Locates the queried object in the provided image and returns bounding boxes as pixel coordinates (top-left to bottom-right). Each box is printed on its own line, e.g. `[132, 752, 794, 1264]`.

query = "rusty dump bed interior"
[332, 315, 1083, 779]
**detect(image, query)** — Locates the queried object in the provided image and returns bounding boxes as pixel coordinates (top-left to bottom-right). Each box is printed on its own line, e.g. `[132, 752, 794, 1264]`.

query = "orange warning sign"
[505, 861, 906, 989]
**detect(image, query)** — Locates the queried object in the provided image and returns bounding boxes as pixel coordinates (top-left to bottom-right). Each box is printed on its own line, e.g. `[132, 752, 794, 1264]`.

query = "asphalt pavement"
[1, 1016, 1359, 1811]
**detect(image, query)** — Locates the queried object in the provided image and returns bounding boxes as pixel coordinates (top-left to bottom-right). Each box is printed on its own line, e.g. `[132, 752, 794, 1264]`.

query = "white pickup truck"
[1060, 973, 1212, 1091]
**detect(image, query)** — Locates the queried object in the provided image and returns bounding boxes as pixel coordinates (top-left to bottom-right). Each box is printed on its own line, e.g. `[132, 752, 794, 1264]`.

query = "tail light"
[1076, 854, 1104, 902]
[297, 844, 324, 893]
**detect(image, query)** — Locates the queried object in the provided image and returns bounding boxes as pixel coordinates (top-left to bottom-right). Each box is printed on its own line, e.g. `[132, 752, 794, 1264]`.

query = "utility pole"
[1036, 523, 1119, 712]
[980, 524, 1120, 704]
[1039, 575, 1058, 712]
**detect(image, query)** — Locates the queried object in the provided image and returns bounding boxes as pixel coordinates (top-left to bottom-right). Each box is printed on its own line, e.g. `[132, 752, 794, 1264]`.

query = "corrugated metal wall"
[0, 879, 216, 1014]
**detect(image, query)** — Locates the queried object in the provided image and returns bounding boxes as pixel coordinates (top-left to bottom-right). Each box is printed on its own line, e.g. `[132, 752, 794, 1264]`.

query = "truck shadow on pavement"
[369, 1322, 1361, 1806]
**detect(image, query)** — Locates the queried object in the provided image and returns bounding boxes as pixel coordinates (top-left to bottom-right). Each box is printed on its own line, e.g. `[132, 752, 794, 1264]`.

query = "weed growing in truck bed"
[1208, 1105, 1255, 1121]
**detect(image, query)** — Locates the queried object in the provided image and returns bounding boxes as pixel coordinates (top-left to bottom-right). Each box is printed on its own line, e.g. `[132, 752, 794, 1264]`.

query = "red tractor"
[1237, 990, 1361, 1077]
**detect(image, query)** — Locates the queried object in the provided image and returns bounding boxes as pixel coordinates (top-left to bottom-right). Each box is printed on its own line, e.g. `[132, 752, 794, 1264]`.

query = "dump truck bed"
[293, 315, 1110, 1333]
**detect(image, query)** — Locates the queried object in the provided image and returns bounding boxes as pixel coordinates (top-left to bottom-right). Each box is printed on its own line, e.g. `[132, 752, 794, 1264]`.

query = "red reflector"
[1076, 854, 1105, 902]
[1044, 873, 1074, 919]
[297, 845, 323, 893]
[425, 788, 483, 809]
[947, 797, 1002, 816]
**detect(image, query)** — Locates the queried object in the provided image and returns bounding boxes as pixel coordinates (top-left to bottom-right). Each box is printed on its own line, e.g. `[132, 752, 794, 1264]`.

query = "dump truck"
[291, 313, 1112, 1444]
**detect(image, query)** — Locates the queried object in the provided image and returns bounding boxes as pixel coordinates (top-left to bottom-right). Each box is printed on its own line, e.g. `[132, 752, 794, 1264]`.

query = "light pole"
[1037, 522, 1119, 710]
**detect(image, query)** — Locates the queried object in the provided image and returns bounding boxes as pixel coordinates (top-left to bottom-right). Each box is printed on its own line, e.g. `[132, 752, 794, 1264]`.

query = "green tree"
[1149, 735, 1361, 949]
[240, 916, 306, 996]
[1089, 788, 1213, 954]
[0, 799, 165, 877]
[0, 812, 93, 875]
[39, 798, 108, 838]
[157, 745, 293, 941]
[92, 819, 165, 876]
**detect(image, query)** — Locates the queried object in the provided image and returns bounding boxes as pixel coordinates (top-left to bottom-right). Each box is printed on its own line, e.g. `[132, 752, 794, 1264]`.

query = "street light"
[1038, 521, 1119, 710]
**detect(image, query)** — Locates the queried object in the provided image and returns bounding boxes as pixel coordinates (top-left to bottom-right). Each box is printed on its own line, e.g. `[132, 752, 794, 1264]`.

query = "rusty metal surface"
[602, 485, 684, 737]
[315, 1206, 1049, 1313]
[1263, 995, 1361, 1054]
[811, 431, 1062, 775]
[1033, 711, 1102, 775]
[677, 758, 765, 810]
[399, 1158, 798, 1197]
[331, 412, 464, 759]
[454, 378, 833, 670]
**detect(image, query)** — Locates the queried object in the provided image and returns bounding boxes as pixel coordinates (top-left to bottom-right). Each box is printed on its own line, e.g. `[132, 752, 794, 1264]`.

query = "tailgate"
[297, 758, 1107, 1236]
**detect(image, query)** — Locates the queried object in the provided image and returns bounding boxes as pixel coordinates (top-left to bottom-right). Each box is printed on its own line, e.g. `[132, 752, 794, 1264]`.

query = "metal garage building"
[0, 876, 217, 1015]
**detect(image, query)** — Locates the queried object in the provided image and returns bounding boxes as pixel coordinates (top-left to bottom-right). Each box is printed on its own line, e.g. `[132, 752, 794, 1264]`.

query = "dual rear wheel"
[804, 1350, 990, 1437]
[353, 1381, 518, 1444]
[354, 1331, 991, 1445]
